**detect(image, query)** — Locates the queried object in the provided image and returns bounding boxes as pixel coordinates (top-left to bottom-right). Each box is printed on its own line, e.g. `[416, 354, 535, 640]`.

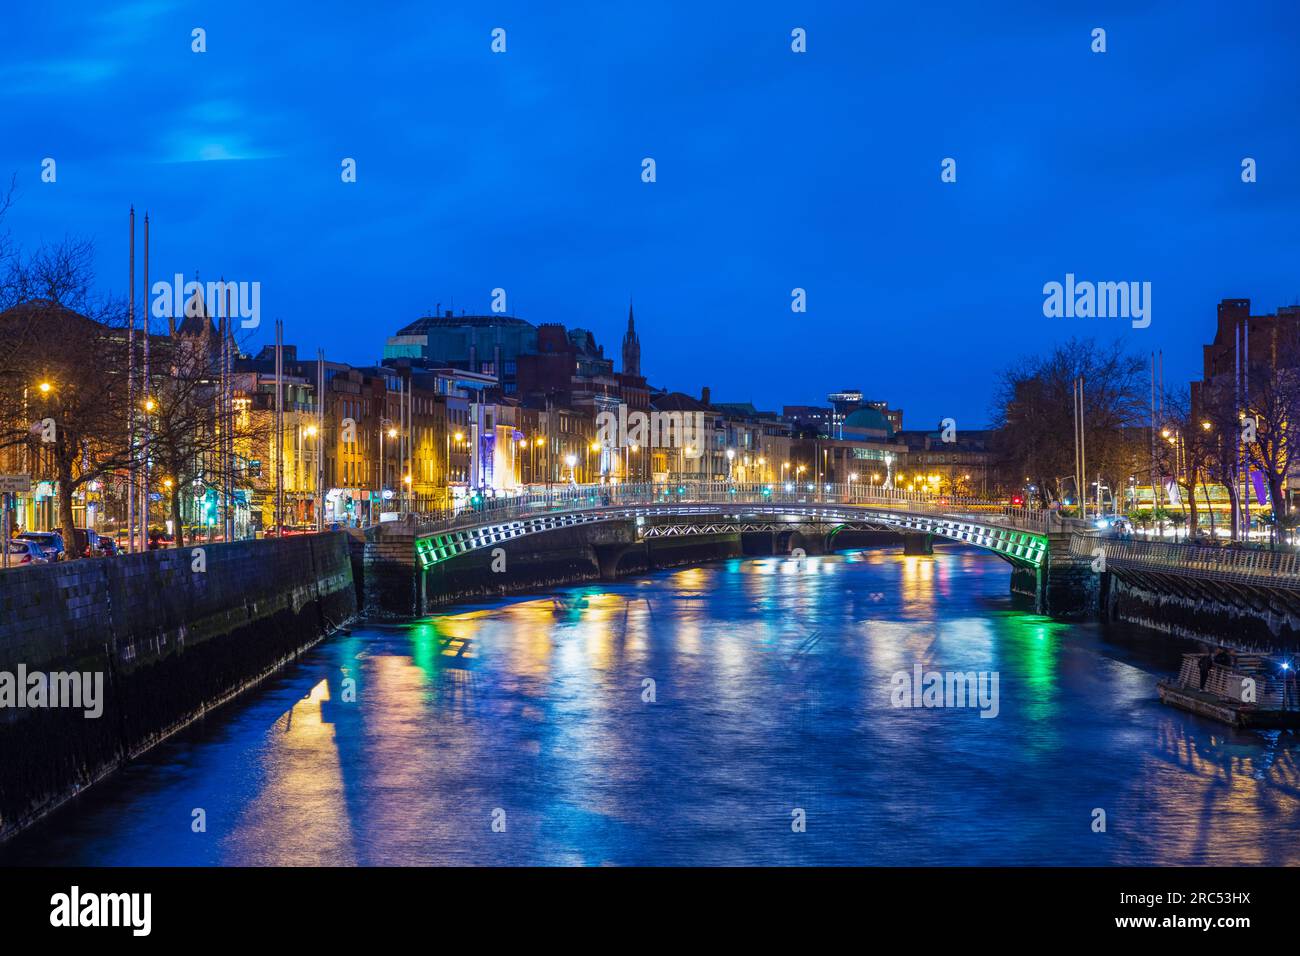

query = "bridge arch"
[412, 485, 1050, 573]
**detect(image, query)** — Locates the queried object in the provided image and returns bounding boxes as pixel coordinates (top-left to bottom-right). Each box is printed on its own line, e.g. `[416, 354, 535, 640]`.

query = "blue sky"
[2, 0, 1298, 427]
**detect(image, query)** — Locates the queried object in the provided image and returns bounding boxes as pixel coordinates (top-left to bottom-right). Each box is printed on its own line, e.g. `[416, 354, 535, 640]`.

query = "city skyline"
[4, 1, 1300, 426]
[4, 0, 1300, 919]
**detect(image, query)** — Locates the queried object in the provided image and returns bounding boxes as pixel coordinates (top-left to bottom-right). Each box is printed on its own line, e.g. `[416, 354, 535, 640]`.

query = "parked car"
[4, 540, 48, 565]
[69, 528, 103, 558]
[95, 536, 119, 556]
[15, 531, 64, 560]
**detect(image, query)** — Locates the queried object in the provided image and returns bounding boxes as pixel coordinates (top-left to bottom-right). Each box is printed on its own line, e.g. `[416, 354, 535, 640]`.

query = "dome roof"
[843, 406, 892, 435]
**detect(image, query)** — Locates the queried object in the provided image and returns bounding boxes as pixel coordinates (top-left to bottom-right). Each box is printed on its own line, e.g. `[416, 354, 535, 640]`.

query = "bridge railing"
[1071, 534, 1300, 587]
[408, 481, 1048, 537]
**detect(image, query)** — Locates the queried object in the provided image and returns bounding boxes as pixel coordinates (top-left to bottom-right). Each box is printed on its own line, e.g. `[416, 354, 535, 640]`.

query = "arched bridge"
[411, 482, 1053, 570]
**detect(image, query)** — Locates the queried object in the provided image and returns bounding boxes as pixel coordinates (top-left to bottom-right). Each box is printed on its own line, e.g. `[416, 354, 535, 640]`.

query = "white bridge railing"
[408, 481, 1049, 537]
[1073, 535, 1300, 587]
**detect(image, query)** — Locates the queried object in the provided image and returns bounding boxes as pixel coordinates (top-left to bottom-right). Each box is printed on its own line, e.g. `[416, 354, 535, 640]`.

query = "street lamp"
[565, 453, 577, 485]
[726, 447, 735, 482]
[443, 429, 465, 511]
[377, 420, 396, 515]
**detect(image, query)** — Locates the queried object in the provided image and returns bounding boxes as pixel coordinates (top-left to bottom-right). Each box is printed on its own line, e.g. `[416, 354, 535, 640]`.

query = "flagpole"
[139, 213, 150, 551]
[127, 207, 136, 554]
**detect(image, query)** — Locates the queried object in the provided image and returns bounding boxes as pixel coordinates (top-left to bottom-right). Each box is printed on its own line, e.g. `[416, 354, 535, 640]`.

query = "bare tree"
[1242, 335, 1300, 534]
[0, 175, 16, 306]
[1195, 328, 1300, 543]
[145, 331, 267, 547]
[993, 337, 1147, 509]
[0, 289, 135, 556]
[1154, 386, 1216, 538]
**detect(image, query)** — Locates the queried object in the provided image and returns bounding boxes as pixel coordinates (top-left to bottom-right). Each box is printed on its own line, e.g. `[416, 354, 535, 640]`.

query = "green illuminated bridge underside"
[412, 483, 1050, 570]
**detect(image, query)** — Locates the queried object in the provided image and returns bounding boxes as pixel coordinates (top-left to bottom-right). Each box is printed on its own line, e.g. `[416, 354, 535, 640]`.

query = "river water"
[4, 546, 1299, 866]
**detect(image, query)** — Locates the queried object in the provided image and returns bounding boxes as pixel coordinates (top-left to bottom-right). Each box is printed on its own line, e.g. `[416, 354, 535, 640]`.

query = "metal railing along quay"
[1072, 534, 1300, 588]
[405, 481, 1051, 537]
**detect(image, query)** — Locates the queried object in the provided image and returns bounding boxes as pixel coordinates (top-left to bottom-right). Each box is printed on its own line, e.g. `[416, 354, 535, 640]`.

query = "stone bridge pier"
[1008, 532, 1098, 618]
[901, 532, 933, 556]
[592, 541, 636, 581]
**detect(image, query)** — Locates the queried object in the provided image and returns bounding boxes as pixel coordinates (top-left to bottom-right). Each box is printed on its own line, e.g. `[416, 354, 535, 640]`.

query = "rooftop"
[396, 313, 535, 335]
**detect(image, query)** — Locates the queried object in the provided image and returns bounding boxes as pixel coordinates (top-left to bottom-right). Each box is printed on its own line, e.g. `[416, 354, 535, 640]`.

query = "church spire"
[622, 299, 641, 377]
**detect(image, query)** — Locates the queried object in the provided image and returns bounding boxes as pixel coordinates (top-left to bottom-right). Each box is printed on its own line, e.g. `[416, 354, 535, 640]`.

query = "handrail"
[1072, 534, 1300, 587]
[403, 481, 1050, 537]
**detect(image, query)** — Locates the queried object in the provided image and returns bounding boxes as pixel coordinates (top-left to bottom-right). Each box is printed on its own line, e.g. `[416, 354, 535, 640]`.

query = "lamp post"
[726, 448, 735, 482]
[565, 453, 577, 486]
[444, 428, 463, 511]
[377, 419, 392, 514]
[140, 395, 156, 537]
[304, 424, 318, 527]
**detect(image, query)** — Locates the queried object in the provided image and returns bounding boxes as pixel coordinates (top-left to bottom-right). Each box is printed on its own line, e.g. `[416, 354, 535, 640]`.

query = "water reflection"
[4, 546, 1300, 866]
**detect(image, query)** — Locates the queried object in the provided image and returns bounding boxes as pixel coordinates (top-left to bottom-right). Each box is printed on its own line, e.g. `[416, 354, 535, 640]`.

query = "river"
[4, 546, 1298, 866]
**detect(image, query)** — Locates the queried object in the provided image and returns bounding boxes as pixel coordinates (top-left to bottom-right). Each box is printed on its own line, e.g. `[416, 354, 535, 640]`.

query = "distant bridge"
[360, 483, 1300, 652]
[410, 482, 1055, 570]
